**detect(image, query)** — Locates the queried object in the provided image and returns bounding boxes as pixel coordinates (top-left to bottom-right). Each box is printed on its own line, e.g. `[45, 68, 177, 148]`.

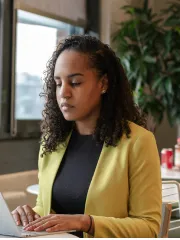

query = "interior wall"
[152, 0, 169, 13]
[110, 0, 130, 36]
[100, 0, 178, 152]
[100, 0, 111, 44]
[15, 0, 86, 22]
[0, 139, 39, 174]
[155, 116, 177, 151]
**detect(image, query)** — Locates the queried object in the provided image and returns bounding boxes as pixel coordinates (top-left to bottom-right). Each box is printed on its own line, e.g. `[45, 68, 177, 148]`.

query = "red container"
[161, 148, 167, 168]
[166, 148, 173, 169]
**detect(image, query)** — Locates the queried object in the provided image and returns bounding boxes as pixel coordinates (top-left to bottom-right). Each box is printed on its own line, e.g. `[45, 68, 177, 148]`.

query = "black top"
[51, 129, 103, 237]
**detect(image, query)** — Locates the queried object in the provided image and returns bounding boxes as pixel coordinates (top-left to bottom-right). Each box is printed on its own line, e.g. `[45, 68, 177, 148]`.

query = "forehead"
[54, 50, 90, 75]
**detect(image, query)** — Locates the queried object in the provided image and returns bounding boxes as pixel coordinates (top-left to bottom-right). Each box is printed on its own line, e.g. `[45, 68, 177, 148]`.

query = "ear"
[101, 74, 108, 94]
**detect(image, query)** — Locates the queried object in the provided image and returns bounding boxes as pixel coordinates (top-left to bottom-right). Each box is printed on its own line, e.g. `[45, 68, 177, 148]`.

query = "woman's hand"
[12, 205, 40, 226]
[23, 214, 91, 233]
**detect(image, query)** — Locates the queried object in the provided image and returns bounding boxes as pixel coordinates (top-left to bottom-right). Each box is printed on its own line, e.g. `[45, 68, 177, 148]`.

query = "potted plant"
[112, 0, 180, 132]
[161, 1, 180, 133]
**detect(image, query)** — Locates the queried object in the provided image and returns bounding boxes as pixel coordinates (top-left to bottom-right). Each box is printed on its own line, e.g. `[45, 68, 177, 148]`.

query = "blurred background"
[0, 0, 180, 236]
[0, 0, 179, 174]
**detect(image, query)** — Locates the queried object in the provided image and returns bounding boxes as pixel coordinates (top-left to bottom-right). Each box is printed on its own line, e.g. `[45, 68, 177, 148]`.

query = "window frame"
[0, 0, 13, 139]
[0, 1, 2, 127]
[85, 0, 100, 37]
[10, 4, 86, 138]
[0, 0, 100, 140]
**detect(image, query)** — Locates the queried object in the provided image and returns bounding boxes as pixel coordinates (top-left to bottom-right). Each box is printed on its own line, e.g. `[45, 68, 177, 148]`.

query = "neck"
[75, 111, 100, 135]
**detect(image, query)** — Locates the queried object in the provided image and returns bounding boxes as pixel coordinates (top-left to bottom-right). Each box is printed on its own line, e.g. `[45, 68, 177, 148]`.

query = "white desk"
[36, 233, 77, 238]
[0, 233, 77, 238]
[161, 167, 180, 181]
[26, 184, 39, 195]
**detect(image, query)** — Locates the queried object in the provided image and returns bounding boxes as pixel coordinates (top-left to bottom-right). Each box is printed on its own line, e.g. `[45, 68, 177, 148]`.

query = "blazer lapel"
[43, 133, 72, 215]
[84, 143, 113, 215]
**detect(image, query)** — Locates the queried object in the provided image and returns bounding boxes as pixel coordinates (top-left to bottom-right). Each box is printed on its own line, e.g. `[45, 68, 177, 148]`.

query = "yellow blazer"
[33, 122, 162, 238]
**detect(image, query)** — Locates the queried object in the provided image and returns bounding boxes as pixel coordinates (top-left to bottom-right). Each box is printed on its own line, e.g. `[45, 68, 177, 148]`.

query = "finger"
[26, 220, 57, 232]
[24, 215, 53, 230]
[12, 210, 21, 226]
[15, 206, 29, 227]
[24, 215, 51, 229]
[34, 220, 58, 232]
[34, 214, 40, 220]
[24, 219, 43, 230]
[25, 220, 46, 231]
[46, 224, 63, 232]
[23, 205, 34, 223]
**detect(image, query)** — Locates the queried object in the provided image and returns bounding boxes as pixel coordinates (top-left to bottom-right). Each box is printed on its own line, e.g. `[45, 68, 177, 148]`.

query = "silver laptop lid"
[0, 192, 21, 237]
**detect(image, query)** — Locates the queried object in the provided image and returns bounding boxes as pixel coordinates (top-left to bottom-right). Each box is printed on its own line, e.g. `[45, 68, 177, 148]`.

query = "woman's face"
[54, 50, 106, 122]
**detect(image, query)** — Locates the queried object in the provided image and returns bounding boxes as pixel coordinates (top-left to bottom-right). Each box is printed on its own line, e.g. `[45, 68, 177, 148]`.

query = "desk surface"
[0, 233, 77, 238]
[161, 167, 180, 181]
[26, 184, 39, 195]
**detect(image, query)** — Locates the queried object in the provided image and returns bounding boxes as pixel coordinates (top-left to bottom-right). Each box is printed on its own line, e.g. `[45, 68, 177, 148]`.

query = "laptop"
[0, 192, 76, 237]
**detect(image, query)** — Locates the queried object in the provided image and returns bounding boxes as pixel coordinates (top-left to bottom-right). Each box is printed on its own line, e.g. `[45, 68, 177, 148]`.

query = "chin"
[63, 113, 76, 121]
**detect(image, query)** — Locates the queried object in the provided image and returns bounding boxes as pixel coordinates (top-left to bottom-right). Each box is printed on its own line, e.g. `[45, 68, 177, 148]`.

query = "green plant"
[113, 0, 180, 131]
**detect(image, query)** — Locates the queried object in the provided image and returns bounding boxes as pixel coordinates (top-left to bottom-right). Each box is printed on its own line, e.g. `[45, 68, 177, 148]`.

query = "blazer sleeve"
[32, 146, 44, 216]
[88, 131, 162, 238]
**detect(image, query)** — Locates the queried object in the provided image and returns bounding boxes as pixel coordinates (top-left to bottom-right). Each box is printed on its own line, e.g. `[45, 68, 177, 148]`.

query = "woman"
[12, 35, 162, 238]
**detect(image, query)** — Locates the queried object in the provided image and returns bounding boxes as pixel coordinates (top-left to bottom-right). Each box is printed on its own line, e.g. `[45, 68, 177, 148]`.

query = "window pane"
[15, 10, 83, 120]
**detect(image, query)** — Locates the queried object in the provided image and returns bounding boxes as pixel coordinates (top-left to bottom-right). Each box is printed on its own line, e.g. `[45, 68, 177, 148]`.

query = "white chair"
[158, 202, 172, 238]
[162, 180, 180, 232]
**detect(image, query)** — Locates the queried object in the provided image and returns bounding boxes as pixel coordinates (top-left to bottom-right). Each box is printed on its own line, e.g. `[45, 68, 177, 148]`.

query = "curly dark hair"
[40, 35, 146, 156]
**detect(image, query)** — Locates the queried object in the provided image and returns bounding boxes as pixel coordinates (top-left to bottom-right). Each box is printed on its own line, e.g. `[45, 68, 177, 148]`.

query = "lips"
[61, 103, 73, 108]
[60, 103, 74, 111]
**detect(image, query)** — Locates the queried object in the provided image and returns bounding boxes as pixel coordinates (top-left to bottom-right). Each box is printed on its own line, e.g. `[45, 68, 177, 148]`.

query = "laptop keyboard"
[22, 231, 38, 237]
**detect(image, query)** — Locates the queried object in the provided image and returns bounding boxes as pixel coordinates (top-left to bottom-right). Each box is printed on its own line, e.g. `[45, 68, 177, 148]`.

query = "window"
[11, 9, 84, 136]
[0, 0, 13, 138]
[15, 21, 57, 120]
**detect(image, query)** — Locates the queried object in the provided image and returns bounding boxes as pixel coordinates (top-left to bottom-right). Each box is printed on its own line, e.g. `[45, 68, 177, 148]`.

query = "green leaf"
[165, 31, 172, 46]
[164, 17, 180, 27]
[166, 108, 175, 127]
[122, 58, 130, 72]
[143, 55, 156, 63]
[164, 78, 173, 95]
[175, 26, 180, 34]
[152, 77, 162, 91]
[172, 68, 180, 73]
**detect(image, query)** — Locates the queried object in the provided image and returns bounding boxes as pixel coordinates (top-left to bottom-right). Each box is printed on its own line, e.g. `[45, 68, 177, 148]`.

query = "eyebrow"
[54, 73, 84, 80]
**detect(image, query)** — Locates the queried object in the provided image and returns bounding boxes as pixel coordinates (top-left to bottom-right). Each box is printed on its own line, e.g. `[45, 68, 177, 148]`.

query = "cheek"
[87, 91, 100, 103]
[88, 83, 102, 100]
[79, 87, 102, 109]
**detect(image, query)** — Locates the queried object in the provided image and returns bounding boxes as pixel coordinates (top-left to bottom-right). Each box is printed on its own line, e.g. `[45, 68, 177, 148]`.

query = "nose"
[57, 82, 71, 99]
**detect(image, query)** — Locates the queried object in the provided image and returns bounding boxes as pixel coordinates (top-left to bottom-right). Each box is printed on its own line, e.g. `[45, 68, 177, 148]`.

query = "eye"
[71, 82, 81, 87]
